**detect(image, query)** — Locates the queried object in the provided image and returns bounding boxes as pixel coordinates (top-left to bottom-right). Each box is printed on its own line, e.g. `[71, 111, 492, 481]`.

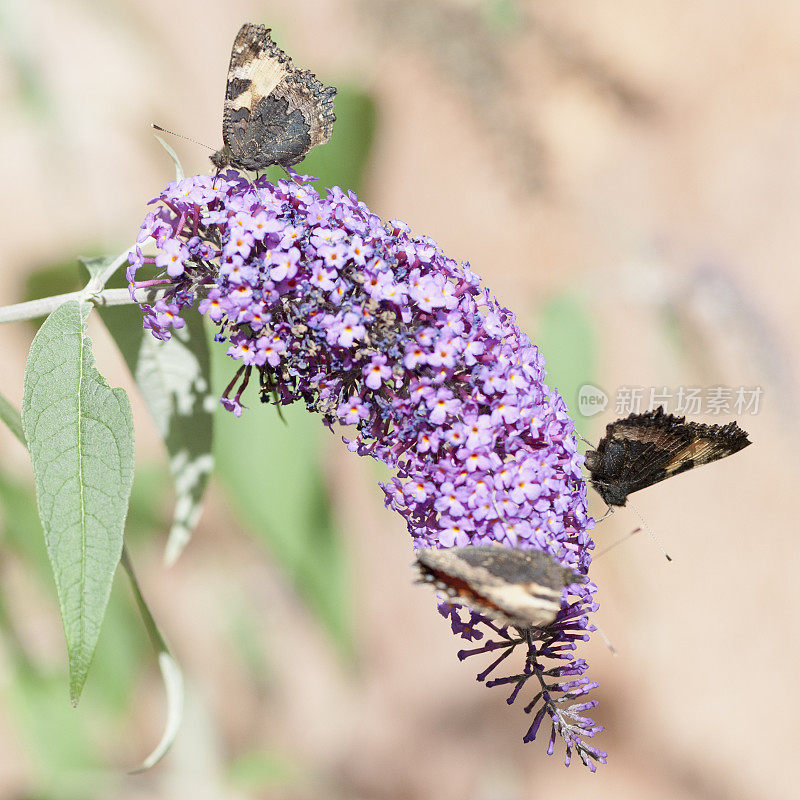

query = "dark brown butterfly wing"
[585, 407, 751, 506]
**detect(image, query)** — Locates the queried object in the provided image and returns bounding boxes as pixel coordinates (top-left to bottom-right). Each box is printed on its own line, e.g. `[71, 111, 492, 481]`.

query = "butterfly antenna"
[627, 501, 672, 562]
[595, 527, 642, 559]
[151, 123, 215, 152]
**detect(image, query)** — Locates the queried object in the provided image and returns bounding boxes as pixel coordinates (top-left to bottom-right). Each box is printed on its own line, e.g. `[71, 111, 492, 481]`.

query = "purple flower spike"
[129, 171, 603, 768]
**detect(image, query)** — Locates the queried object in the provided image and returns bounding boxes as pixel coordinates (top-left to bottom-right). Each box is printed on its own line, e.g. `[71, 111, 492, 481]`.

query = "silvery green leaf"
[138, 650, 184, 769]
[101, 308, 213, 565]
[78, 250, 130, 294]
[77, 255, 110, 284]
[137, 319, 214, 564]
[21, 300, 135, 702]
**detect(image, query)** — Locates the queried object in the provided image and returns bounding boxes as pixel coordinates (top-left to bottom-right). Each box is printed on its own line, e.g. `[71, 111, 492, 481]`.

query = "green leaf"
[78, 249, 132, 295]
[21, 300, 135, 702]
[0, 574, 138, 797]
[101, 305, 214, 565]
[0, 456, 168, 718]
[77, 254, 111, 284]
[537, 292, 597, 438]
[0, 391, 25, 445]
[0, 461, 165, 586]
[122, 546, 184, 771]
[153, 133, 186, 182]
[211, 342, 352, 653]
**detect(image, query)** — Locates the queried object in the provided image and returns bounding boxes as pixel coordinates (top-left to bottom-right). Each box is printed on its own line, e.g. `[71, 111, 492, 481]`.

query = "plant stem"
[121, 545, 169, 654]
[0, 287, 166, 324]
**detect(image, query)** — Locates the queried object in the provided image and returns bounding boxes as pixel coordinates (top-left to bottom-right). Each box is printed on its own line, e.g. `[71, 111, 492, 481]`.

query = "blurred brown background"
[0, 1, 798, 798]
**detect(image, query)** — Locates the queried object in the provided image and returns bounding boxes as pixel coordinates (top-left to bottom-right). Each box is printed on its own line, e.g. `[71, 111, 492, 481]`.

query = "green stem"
[121, 544, 184, 772]
[120, 545, 168, 654]
[0, 287, 167, 325]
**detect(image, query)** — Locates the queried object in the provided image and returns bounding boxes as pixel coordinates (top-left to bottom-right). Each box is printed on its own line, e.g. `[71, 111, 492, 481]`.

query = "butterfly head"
[590, 478, 630, 508]
[210, 145, 234, 171]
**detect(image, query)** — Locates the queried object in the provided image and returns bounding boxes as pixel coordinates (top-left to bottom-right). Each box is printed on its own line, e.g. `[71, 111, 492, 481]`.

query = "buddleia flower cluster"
[128, 170, 605, 769]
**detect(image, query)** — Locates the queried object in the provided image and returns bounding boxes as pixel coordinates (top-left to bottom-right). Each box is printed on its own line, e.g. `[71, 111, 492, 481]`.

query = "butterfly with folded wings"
[210, 23, 337, 172]
[415, 545, 582, 630]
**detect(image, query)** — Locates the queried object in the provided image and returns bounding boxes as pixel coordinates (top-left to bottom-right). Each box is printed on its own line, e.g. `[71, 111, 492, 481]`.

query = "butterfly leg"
[595, 506, 615, 523]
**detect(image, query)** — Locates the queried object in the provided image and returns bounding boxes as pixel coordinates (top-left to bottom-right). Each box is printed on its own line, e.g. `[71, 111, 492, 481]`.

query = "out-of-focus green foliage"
[227, 749, 304, 793]
[152, 133, 185, 182]
[297, 86, 377, 194]
[225, 593, 274, 691]
[22, 259, 83, 322]
[482, 0, 524, 32]
[212, 355, 352, 653]
[0, 465, 168, 798]
[537, 292, 597, 438]
[0, 3, 53, 118]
